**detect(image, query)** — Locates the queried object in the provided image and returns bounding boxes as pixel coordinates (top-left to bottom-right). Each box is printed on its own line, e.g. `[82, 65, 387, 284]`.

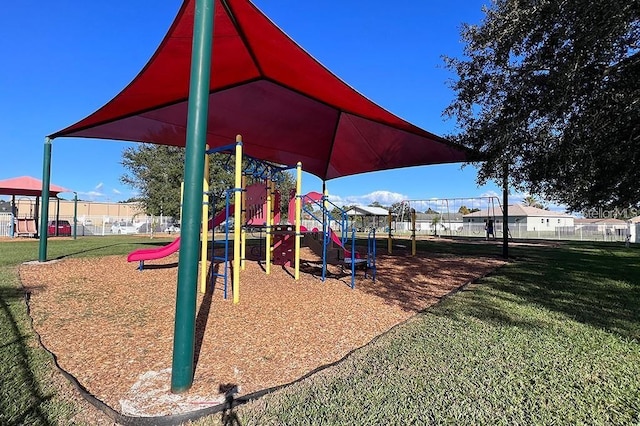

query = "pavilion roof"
[50, 0, 472, 181]
[0, 176, 69, 197]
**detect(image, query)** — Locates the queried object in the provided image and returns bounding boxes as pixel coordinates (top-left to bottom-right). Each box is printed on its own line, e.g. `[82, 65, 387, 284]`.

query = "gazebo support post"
[55, 198, 61, 237]
[38, 137, 52, 261]
[171, 0, 215, 394]
[34, 196, 40, 236]
[10, 195, 15, 238]
[73, 192, 78, 240]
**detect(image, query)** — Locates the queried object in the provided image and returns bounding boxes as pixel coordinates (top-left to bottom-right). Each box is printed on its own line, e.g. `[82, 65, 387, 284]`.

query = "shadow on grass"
[444, 243, 640, 340]
[375, 236, 506, 258]
[0, 286, 54, 425]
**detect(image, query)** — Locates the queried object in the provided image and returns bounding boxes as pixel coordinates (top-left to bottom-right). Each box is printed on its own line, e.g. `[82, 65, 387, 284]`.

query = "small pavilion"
[344, 206, 392, 231]
[0, 176, 70, 237]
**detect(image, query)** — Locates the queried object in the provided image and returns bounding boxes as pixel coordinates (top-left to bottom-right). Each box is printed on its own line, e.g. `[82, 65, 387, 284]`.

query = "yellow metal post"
[387, 211, 392, 254]
[265, 187, 272, 275]
[294, 162, 302, 280]
[200, 147, 210, 293]
[233, 136, 243, 304]
[323, 188, 329, 219]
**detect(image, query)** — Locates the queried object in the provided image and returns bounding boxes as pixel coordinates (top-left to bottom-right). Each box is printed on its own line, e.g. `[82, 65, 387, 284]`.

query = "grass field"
[1, 236, 639, 425]
[0, 236, 172, 425]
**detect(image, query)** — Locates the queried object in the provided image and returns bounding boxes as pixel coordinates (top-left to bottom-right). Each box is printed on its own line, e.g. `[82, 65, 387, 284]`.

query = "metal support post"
[171, 0, 215, 394]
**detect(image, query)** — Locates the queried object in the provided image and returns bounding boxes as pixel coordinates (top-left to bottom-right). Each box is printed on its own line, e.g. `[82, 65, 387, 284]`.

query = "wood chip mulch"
[19, 246, 504, 417]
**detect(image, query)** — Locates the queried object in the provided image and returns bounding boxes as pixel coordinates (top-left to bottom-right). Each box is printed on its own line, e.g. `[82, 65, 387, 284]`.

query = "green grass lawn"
[0, 236, 172, 425]
[1, 237, 639, 425]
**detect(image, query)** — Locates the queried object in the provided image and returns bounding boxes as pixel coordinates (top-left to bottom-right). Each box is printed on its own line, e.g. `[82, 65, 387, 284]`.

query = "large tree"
[522, 195, 547, 210]
[121, 144, 296, 219]
[390, 201, 411, 222]
[445, 0, 639, 212]
[121, 145, 186, 218]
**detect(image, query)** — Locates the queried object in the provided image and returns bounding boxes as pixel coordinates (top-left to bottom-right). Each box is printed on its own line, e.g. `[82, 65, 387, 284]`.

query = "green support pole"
[38, 137, 52, 262]
[73, 192, 78, 240]
[55, 198, 60, 237]
[171, 0, 215, 394]
[10, 195, 15, 238]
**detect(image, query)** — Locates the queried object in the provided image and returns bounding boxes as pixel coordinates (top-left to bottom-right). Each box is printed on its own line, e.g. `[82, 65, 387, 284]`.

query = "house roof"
[0, 176, 70, 197]
[463, 204, 573, 218]
[345, 206, 390, 216]
[48, 0, 471, 181]
[575, 218, 628, 224]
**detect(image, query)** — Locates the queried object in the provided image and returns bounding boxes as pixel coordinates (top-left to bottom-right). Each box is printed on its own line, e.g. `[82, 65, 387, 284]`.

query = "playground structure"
[37, 0, 477, 394]
[388, 197, 503, 255]
[127, 209, 231, 270]
[126, 138, 376, 301]
[271, 191, 376, 288]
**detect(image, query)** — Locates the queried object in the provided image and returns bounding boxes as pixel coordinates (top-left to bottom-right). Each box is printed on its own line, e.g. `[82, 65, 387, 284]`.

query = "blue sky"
[0, 0, 521, 208]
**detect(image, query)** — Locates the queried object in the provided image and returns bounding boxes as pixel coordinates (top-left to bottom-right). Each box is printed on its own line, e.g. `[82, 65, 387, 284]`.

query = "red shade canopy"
[50, 0, 470, 181]
[0, 176, 70, 197]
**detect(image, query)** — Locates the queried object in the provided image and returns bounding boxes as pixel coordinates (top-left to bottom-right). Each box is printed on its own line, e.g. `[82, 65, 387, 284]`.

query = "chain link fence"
[1, 212, 637, 244]
[0, 213, 178, 237]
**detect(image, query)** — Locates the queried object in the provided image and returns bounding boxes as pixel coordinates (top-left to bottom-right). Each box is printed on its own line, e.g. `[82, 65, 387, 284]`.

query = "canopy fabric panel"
[0, 176, 69, 197]
[50, 0, 470, 180]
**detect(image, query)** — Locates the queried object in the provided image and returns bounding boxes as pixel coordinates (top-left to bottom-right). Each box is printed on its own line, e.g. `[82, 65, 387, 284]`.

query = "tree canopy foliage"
[390, 202, 411, 221]
[445, 0, 639, 211]
[121, 145, 185, 217]
[121, 144, 295, 219]
[522, 195, 547, 210]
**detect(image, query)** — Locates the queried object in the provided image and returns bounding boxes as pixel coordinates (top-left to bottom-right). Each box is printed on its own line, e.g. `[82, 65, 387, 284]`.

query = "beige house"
[12, 197, 144, 224]
[463, 204, 574, 232]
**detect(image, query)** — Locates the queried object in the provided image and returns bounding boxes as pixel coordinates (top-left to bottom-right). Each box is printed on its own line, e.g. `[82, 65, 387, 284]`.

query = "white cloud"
[95, 182, 104, 191]
[112, 188, 122, 195]
[328, 190, 407, 207]
[78, 190, 105, 201]
[479, 190, 501, 199]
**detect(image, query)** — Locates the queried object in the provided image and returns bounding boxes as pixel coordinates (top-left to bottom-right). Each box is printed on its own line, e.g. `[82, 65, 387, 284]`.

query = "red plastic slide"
[127, 207, 232, 264]
[328, 228, 360, 259]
